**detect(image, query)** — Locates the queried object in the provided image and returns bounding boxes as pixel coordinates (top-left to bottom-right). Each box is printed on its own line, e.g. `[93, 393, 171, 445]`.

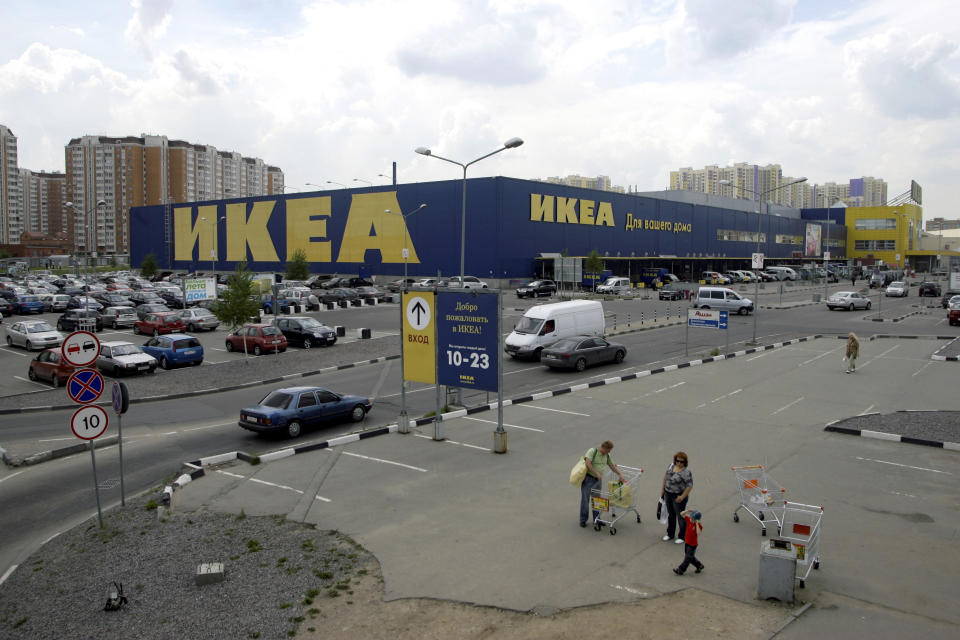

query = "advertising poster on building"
[184, 278, 216, 302]
[805, 224, 822, 257]
[436, 292, 498, 392]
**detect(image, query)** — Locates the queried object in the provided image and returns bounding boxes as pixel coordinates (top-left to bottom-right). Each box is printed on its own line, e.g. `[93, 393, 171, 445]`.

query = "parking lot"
[175, 335, 959, 634]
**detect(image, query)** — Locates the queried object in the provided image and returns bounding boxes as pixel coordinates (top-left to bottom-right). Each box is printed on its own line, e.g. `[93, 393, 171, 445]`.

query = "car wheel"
[187, 323, 196, 332]
[225, 341, 234, 352]
[302, 338, 312, 349]
[575, 358, 587, 372]
[613, 350, 626, 364]
[738, 307, 748, 315]
[287, 420, 302, 438]
[26, 341, 34, 351]
[113, 321, 119, 329]
[113, 365, 121, 377]
[254, 344, 262, 356]
[153, 328, 160, 336]
[5, 337, 11, 347]
[350, 405, 366, 422]
[133, 325, 140, 334]
[51, 375, 60, 388]
[191, 360, 201, 366]
[866, 302, 872, 309]
[160, 357, 170, 370]
[28, 367, 37, 381]
[849, 303, 854, 311]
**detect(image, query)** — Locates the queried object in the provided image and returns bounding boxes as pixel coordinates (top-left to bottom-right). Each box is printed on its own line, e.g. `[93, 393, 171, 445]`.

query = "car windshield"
[113, 344, 140, 356]
[514, 316, 543, 334]
[300, 318, 323, 329]
[173, 338, 200, 350]
[262, 326, 282, 336]
[260, 391, 292, 409]
[27, 323, 55, 333]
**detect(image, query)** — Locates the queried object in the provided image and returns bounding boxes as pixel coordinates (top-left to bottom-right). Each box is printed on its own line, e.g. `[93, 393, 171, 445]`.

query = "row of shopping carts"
[731, 465, 823, 588]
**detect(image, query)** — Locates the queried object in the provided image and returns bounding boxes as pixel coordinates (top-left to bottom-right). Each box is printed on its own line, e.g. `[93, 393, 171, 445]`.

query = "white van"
[766, 266, 797, 281]
[596, 277, 631, 294]
[504, 300, 605, 360]
[692, 286, 754, 315]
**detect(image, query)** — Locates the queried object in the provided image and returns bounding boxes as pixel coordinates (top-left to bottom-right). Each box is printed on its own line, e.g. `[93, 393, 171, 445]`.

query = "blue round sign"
[67, 369, 105, 405]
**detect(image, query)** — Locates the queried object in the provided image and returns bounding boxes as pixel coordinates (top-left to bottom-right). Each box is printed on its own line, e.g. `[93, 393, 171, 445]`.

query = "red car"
[949, 305, 960, 327]
[225, 323, 288, 355]
[134, 311, 186, 336]
[28, 349, 82, 387]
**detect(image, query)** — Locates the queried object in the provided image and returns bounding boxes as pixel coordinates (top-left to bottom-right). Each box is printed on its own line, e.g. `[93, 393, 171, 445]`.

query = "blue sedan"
[239, 386, 372, 438]
[12, 295, 44, 314]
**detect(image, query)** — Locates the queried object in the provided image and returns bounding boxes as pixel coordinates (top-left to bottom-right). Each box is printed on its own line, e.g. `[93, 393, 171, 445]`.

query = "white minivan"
[766, 266, 797, 281]
[504, 300, 605, 360]
[596, 277, 631, 294]
[692, 286, 754, 315]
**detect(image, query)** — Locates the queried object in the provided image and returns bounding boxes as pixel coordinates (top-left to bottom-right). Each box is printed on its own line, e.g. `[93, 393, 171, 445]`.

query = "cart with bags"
[778, 501, 823, 588]
[731, 465, 786, 536]
[591, 465, 643, 535]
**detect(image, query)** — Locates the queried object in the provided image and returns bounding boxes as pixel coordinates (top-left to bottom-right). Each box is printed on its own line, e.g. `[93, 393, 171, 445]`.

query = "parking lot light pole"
[386, 204, 427, 433]
[200, 216, 226, 278]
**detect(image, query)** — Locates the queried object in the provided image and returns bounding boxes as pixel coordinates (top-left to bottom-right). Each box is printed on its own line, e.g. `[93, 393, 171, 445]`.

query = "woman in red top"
[673, 509, 704, 575]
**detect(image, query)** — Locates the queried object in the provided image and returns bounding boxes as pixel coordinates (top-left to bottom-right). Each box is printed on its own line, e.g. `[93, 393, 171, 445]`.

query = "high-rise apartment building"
[1, 125, 21, 244]
[20, 169, 66, 236]
[64, 134, 283, 257]
[540, 174, 625, 193]
[926, 217, 960, 232]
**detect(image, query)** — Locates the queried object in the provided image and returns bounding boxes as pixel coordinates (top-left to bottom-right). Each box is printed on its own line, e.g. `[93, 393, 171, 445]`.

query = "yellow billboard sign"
[402, 292, 436, 384]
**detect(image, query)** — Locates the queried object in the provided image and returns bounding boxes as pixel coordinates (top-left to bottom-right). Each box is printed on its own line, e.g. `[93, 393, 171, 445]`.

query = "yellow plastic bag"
[570, 459, 588, 486]
[608, 481, 632, 508]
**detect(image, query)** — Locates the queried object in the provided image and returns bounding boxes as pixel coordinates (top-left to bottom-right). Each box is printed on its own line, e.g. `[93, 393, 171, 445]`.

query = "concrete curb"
[824, 414, 960, 452]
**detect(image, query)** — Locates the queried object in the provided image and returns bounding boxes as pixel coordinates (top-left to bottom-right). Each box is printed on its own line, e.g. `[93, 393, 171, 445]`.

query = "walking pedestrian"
[672, 509, 704, 575]
[845, 332, 860, 373]
[851, 275, 856, 287]
[578, 440, 625, 528]
[660, 451, 693, 544]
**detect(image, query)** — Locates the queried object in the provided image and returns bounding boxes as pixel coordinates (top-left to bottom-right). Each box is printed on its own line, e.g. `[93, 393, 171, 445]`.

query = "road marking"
[250, 477, 301, 492]
[462, 416, 544, 432]
[414, 433, 488, 451]
[771, 397, 804, 416]
[799, 350, 833, 366]
[340, 450, 428, 472]
[710, 388, 742, 404]
[0, 565, 18, 587]
[0, 470, 25, 484]
[855, 456, 952, 475]
[38, 437, 76, 442]
[3, 349, 31, 358]
[516, 404, 590, 416]
[218, 470, 246, 479]
[859, 405, 875, 415]
[314, 495, 331, 503]
[912, 362, 934, 378]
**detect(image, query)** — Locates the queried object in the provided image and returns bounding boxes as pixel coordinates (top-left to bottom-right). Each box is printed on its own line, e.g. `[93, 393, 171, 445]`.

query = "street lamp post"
[378, 173, 392, 185]
[385, 204, 427, 433]
[326, 181, 347, 189]
[200, 216, 225, 276]
[304, 182, 325, 190]
[352, 178, 372, 186]
[65, 199, 106, 274]
[719, 178, 807, 344]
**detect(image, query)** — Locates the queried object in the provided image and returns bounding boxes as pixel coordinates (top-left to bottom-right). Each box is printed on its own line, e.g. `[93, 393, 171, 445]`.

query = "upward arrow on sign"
[411, 301, 427, 324]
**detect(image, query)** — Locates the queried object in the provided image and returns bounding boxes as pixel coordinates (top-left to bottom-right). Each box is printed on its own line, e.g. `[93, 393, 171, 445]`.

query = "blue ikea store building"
[129, 177, 846, 282]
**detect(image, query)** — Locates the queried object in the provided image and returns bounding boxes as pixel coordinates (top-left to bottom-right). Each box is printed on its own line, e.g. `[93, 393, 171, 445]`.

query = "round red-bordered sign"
[61, 331, 101, 367]
[70, 405, 109, 440]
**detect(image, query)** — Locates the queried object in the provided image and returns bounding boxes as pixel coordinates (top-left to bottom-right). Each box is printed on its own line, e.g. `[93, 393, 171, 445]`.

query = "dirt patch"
[297, 559, 793, 640]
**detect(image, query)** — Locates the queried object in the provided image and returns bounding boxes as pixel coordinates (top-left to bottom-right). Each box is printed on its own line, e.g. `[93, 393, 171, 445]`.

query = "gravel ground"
[0, 494, 373, 640]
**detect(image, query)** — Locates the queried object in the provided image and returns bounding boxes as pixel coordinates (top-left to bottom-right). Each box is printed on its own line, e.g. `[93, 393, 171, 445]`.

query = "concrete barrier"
[336, 326, 346, 337]
[357, 328, 371, 339]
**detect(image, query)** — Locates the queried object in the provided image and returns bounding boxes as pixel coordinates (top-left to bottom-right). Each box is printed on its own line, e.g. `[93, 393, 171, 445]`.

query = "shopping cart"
[779, 501, 823, 588]
[591, 465, 643, 535]
[731, 465, 786, 536]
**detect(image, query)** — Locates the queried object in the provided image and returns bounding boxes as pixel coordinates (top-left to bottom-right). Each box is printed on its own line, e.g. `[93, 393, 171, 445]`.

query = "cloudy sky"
[2, 0, 958, 219]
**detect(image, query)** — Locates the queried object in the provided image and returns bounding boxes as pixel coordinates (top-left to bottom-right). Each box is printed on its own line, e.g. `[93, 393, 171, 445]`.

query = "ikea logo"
[173, 192, 420, 265]
[529, 194, 615, 226]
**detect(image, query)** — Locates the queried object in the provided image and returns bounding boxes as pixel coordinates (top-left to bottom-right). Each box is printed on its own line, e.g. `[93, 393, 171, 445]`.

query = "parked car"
[101, 306, 138, 329]
[67, 296, 103, 311]
[273, 316, 337, 348]
[179, 307, 221, 332]
[140, 333, 204, 369]
[238, 386, 372, 438]
[135, 302, 172, 320]
[885, 281, 908, 297]
[93, 292, 133, 307]
[278, 288, 321, 310]
[942, 290, 960, 308]
[692, 287, 753, 315]
[28, 348, 82, 387]
[5, 320, 64, 351]
[340, 277, 373, 288]
[354, 286, 386, 302]
[56, 308, 103, 332]
[385, 278, 418, 293]
[134, 311, 186, 336]
[129, 291, 165, 305]
[318, 288, 360, 306]
[541, 336, 627, 371]
[225, 323, 288, 355]
[444, 275, 488, 289]
[516, 280, 557, 298]
[260, 293, 294, 314]
[157, 289, 188, 309]
[41, 294, 71, 312]
[97, 341, 158, 376]
[0, 298, 11, 317]
[758, 271, 778, 282]
[826, 291, 872, 311]
[948, 303, 960, 327]
[918, 281, 942, 297]
[658, 283, 686, 301]
[12, 295, 44, 314]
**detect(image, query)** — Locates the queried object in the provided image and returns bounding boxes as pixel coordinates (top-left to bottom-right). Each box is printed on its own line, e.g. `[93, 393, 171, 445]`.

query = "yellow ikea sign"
[173, 192, 421, 264]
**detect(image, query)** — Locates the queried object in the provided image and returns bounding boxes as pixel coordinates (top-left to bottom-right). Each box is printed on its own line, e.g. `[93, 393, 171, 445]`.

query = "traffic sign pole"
[113, 381, 129, 506]
[89, 441, 103, 528]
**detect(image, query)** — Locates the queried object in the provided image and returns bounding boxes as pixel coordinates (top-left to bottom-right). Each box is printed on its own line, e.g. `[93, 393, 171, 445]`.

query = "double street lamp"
[719, 177, 808, 344]
[65, 199, 106, 271]
[200, 215, 226, 275]
[385, 204, 428, 432]
[414, 137, 524, 283]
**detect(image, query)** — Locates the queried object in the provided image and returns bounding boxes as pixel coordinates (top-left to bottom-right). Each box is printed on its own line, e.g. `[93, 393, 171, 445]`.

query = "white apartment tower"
[1, 125, 22, 244]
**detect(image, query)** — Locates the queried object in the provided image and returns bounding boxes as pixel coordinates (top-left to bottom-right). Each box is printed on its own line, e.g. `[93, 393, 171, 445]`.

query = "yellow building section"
[846, 203, 922, 268]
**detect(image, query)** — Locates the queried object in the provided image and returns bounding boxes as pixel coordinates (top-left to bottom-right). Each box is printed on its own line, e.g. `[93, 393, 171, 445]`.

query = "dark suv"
[273, 316, 337, 348]
[515, 280, 557, 298]
[918, 281, 942, 297]
[56, 308, 104, 332]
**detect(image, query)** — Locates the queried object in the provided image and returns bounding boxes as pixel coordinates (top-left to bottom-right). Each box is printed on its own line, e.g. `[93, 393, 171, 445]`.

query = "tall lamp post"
[65, 199, 106, 273]
[385, 204, 428, 433]
[326, 180, 347, 189]
[304, 182, 325, 190]
[719, 177, 807, 345]
[352, 178, 372, 186]
[200, 216, 226, 276]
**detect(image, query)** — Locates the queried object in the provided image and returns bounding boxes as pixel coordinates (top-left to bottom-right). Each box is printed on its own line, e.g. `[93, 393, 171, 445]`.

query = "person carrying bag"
[575, 440, 625, 528]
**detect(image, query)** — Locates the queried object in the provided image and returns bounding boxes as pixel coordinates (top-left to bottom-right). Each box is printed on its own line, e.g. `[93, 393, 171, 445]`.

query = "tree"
[211, 262, 261, 332]
[286, 249, 309, 281]
[585, 249, 605, 292]
[140, 253, 158, 279]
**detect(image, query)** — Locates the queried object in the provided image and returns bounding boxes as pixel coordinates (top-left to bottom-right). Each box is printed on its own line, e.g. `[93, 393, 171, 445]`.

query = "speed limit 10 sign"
[71, 405, 108, 440]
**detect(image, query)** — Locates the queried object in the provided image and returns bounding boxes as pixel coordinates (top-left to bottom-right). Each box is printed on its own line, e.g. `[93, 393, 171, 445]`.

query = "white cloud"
[124, 0, 173, 58]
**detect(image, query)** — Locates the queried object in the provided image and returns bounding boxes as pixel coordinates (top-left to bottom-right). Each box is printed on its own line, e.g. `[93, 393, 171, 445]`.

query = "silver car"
[179, 308, 221, 332]
[41, 294, 71, 312]
[102, 306, 138, 329]
[826, 291, 872, 311]
[4, 320, 64, 351]
[97, 341, 157, 376]
[885, 281, 908, 297]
